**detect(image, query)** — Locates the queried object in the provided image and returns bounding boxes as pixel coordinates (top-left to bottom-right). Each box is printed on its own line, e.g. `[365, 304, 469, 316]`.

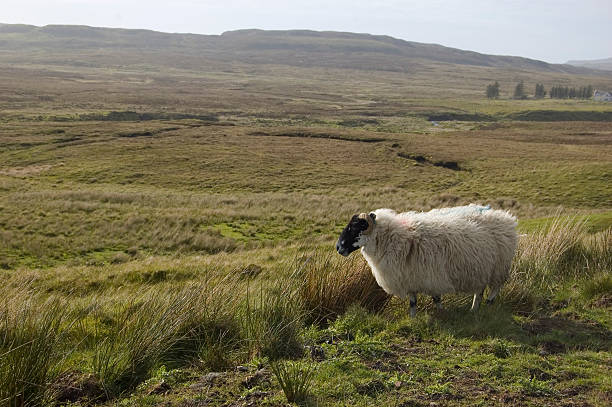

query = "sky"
[2, 0, 611, 63]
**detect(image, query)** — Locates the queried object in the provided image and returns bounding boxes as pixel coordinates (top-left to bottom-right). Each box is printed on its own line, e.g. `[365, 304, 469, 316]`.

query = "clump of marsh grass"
[91, 279, 242, 397]
[240, 283, 304, 361]
[298, 252, 391, 324]
[516, 216, 586, 273]
[0, 290, 72, 407]
[270, 360, 316, 404]
[195, 326, 241, 372]
[504, 216, 611, 309]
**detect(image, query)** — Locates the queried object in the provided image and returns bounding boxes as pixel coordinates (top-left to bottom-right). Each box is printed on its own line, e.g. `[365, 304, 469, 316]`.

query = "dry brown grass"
[298, 252, 391, 324]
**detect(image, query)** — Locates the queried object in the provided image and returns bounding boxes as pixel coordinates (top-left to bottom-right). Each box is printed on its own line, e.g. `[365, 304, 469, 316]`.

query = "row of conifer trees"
[486, 81, 594, 99]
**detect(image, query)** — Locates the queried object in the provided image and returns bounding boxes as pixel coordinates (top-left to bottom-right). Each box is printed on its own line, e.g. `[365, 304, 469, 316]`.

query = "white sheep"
[336, 206, 517, 316]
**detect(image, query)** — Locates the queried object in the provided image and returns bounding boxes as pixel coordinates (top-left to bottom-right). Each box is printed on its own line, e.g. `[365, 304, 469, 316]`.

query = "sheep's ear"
[369, 212, 376, 222]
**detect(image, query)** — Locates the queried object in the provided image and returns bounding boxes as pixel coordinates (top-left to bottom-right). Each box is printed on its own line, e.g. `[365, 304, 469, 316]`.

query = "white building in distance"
[593, 90, 612, 101]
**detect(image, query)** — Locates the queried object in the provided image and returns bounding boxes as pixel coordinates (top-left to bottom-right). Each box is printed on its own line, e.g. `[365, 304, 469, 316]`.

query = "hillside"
[2, 23, 612, 122]
[0, 23, 600, 74]
[567, 57, 612, 71]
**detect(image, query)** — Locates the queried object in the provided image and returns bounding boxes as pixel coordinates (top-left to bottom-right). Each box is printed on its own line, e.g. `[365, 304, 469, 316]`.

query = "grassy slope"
[0, 26, 611, 407]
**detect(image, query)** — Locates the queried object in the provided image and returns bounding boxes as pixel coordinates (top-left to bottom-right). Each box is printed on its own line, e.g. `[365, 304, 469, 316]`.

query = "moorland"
[0, 24, 611, 407]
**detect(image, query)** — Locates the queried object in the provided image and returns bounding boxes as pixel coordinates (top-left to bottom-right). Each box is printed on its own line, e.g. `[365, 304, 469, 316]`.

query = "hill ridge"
[0, 23, 597, 74]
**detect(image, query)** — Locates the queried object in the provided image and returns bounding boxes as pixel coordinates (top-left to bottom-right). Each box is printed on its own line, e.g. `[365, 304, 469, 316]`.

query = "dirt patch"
[0, 164, 53, 177]
[50, 371, 105, 404]
[538, 340, 566, 355]
[242, 368, 270, 389]
[524, 316, 599, 335]
[591, 294, 612, 308]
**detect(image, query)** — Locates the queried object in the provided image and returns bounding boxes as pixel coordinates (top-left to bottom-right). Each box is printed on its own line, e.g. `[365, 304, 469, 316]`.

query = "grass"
[0, 293, 71, 406]
[0, 220, 609, 406]
[0, 29, 611, 405]
[270, 360, 317, 404]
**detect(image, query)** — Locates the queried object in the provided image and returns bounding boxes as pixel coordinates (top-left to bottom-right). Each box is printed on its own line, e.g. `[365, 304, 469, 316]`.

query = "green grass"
[0, 34, 611, 406]
[0, 219, 609, 406]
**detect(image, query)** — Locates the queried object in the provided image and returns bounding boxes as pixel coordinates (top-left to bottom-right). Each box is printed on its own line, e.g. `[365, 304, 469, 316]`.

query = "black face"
[336, 214, 371, 256]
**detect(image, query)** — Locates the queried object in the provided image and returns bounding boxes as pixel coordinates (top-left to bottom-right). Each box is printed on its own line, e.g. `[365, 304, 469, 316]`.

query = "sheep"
[335, 206, 517, 317]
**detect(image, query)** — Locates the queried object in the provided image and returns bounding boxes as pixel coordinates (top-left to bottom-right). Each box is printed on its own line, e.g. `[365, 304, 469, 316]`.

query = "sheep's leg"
[409, 293, 417, 318]
[471, 289, 484, 312]
[486, 286, 501, 305]
[432, 295, 442, 310]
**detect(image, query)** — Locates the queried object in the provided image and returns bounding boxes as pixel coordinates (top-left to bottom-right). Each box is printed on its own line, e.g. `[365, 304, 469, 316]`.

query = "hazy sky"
[3, 0, 611, 63]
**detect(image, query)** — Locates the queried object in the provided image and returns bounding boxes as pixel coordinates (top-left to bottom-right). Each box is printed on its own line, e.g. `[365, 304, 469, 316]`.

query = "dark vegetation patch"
[423, 110, 612, 122]
[506, 110, 612, 121]
[118, 131, 154, 138]
[338, 118, 381, 127]
[52, 135, 82, 143]
[434, 161, 461, 170]
[397, 152, 462, 171]
[76, 111, 219, 122]
[117, 127, 181, 138]
[425, 112, 496, 122]
[248, 131, 386, 143]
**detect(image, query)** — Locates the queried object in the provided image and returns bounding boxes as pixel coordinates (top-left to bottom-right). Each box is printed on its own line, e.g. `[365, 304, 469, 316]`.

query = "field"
[1, 25, 612, 407]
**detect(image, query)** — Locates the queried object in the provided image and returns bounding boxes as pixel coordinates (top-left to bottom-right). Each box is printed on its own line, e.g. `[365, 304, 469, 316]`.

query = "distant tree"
[550, 85, 593, 99]
[534, 83, 546, 98]
[551, 85, 569, 99]
[513, 80, 526, 99]
[486, 81, 500, 99]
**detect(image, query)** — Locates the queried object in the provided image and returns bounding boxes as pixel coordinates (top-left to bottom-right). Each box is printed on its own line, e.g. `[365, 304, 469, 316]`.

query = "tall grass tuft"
[505, 216, 611, 309]
[298, 252, 390, 324]
[270, 360, 316, 404]
[0, 290, 71, 407]
[240, 283, 304, 361]
[92, 280, 242, 396]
